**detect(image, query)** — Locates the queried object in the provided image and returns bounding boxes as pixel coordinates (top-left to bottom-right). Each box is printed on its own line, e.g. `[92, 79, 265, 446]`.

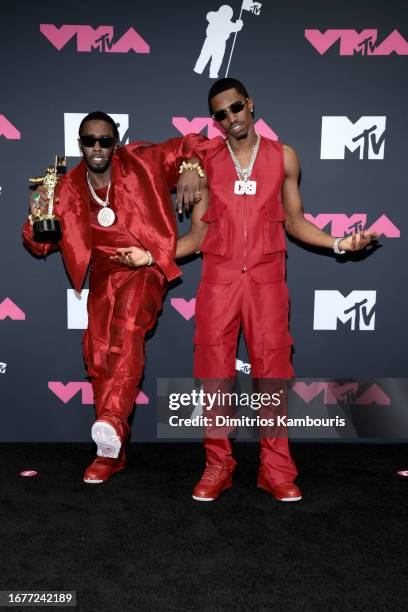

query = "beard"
[84, 149, 114, 174]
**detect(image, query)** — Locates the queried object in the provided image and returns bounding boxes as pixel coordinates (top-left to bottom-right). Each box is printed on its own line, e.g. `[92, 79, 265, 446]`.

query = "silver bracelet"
[145, 250, 154, 266]
[333, 237, 346, 255]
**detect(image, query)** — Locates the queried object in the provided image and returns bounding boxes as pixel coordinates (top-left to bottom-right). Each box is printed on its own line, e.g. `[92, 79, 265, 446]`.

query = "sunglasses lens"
[230, 101, 245, 113]
[80, 136, 115, 148]
[213, 110, 227, 122]
[99, 137, 114, 148]
[80, 136, 96, 147]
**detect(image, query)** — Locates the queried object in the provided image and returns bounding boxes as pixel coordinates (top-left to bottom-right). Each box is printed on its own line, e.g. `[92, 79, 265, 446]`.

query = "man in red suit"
[116, 78, 377, 503]
[174, 78, 377, 503]
[23, 111, 202, 484]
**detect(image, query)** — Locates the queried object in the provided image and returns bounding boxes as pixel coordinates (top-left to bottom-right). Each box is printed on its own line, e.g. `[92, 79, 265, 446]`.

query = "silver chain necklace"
[226, 133, 261, 195]
[86, 173, 116, 227]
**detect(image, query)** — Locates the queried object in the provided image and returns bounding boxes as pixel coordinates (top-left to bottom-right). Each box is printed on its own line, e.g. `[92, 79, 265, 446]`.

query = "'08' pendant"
[234, 180, 257, 195]
[97, 207, 116, 227]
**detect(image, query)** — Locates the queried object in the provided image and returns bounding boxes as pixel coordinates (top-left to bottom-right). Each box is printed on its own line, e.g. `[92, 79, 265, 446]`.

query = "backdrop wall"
[1, 0, 407, 441]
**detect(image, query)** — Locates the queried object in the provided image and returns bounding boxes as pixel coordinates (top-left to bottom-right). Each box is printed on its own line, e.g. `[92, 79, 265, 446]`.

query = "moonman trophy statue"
[29, 156, 66, 242]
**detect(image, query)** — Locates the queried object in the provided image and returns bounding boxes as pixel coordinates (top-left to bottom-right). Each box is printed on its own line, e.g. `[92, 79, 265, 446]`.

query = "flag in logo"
[241, 0, 262, 15]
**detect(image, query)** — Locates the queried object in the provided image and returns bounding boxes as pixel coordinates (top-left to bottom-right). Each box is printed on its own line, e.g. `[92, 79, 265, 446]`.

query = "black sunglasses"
[79, 135, 116, 148]
[211, 99, 248, 122]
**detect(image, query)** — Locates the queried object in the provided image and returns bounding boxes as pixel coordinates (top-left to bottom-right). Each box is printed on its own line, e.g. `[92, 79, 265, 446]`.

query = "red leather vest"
[197, 137, 287, 283]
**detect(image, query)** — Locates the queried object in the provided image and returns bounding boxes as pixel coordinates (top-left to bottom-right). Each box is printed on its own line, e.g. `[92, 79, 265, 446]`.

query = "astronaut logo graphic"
[194, 1, 262, 79]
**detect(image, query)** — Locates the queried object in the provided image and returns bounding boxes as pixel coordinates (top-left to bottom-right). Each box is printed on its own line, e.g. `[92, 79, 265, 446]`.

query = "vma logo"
[0, 115, 21, 140]
[170, 298, 196, 321]
[48, 382, 149, 404]
[305, 29, 408, 56]
[293, 381, 390, 405]
[64, 113, 129, 158]
[0, 298, 26, 321]
[40, 25, 150, 53]
[305, 214, 400, 238]
[321, 117, 386, 160]
[172, 117, 278, 140]
[314, 290, 376, 331]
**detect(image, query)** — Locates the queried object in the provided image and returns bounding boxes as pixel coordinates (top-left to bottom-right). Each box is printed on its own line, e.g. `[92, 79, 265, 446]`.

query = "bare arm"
[112, 182, 209, 267]
[282, 145, 376, 251]
[175, 182, 209, 259]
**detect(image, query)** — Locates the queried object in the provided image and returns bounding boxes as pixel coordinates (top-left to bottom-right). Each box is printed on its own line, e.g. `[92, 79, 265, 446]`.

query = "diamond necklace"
[86, 172, 111, 207]
[86, 173, 116, 227]
[226, 133, 261, 182]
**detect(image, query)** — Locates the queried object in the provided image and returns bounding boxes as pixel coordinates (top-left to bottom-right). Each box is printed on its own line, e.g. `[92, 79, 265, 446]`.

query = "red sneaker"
[258, 473, 302, 502]
[83, 453, 126, 484]
[192, 465, 233, 502]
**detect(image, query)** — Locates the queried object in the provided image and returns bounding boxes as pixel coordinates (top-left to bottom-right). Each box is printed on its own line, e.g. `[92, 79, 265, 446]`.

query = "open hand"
[338, 230, 378, 251]
[111, 246, 150, 267]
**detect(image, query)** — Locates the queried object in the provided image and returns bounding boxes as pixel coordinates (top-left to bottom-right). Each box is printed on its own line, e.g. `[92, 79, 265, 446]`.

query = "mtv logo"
[67, 290, 88, 329]
[321, 116, 386, 159]
[64, 113, 129, 157]
[314, 290, 376, 331]
[0, 362, 6, 374]
[243, 0, 262, 15]
[236, 359, 251, 375]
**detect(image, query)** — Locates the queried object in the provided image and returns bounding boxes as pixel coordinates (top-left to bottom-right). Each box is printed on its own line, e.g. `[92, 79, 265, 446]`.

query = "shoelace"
[200, 465, 227, 483]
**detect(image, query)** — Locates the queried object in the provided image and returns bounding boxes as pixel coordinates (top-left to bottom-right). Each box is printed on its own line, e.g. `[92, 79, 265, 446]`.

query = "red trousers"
[194, 273, 298, 485]
[83, 265, 166, 437]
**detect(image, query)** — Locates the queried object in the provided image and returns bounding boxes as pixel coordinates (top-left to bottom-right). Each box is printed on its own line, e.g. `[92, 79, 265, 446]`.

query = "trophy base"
[33, 219, 62, 243]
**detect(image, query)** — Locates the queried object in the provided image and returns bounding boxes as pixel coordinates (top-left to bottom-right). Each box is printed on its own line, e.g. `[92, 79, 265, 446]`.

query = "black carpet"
[1, 443, 407, 611]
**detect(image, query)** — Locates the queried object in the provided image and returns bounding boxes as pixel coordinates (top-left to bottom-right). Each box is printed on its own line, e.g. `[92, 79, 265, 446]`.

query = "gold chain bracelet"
[179, 161, 205, 178]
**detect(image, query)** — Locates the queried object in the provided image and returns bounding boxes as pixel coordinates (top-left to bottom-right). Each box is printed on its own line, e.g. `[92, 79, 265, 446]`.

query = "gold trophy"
[29, 156, 66, 242]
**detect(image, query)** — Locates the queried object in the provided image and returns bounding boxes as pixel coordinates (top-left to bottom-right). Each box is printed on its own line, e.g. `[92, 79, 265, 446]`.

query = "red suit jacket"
[23, 136, 203, 290]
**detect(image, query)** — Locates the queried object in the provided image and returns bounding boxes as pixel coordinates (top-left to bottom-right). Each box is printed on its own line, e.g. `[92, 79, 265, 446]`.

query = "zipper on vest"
[242, 195, 247, 272]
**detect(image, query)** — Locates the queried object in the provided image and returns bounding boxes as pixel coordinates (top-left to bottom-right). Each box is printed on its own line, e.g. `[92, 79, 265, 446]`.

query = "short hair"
[208, 78, 249, 114]
[78, 111, 119, 140]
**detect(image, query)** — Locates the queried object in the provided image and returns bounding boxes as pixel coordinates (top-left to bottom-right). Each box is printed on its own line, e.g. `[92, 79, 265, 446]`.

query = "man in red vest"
[23, 111, 202, 484]
[184, 78, 377, 503]
[122, 78, 377, 503]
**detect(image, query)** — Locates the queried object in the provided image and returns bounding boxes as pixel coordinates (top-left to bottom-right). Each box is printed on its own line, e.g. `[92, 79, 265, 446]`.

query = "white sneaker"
[91, 420, 122, 459]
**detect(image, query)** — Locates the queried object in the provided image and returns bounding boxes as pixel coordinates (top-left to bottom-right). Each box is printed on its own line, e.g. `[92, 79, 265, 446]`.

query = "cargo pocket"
[200, 205, 228, 256]
[263, 204, 286, 255]
[252, 279, 293, 349]
[193, 281, 231, 346]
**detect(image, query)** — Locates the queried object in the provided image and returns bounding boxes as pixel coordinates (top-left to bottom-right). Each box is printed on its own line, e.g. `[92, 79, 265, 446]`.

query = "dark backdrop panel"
[0, 1, 407, 440]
